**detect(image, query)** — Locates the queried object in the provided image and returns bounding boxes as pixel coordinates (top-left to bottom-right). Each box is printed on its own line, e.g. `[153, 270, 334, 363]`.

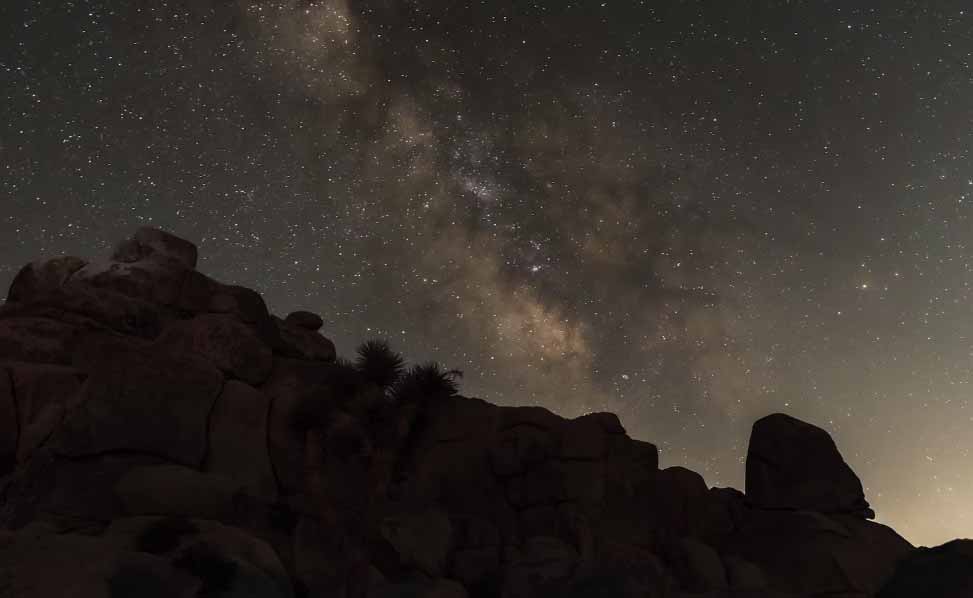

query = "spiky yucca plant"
[391, 362, 462, 403]
[355, 339, 405, 389]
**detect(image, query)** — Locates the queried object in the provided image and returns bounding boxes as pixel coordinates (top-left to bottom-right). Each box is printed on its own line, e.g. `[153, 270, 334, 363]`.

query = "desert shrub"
[135, 516, 199, 555]
[172, 542, 238, 595]
[391, 362, 461, 403]
[355, 339, 405, 389]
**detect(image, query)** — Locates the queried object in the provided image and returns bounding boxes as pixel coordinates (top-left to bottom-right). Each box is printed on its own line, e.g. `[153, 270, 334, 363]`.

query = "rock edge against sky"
[0, 227, 969, 597]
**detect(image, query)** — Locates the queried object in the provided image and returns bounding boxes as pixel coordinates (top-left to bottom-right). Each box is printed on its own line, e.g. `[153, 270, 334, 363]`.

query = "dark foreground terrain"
[0, 228, 968, 597]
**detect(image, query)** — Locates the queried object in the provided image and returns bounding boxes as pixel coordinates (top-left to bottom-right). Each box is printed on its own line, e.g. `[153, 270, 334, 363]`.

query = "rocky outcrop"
[50, 342, 223, 466]
[0, 228, 959, 598]
[746, 413, 875, 518]
[877, 539, 973, 597]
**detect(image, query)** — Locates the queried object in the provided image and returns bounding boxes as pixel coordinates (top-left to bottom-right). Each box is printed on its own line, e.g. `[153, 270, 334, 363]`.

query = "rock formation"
[0, 227, 965, 597]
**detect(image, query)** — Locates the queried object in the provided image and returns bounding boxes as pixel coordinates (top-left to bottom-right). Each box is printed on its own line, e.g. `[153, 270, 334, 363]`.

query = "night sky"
[2, 1, 972, 547]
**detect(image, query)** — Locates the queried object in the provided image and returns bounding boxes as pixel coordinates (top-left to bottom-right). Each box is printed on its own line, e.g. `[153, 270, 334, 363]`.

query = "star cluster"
[2, 0, 972, 546]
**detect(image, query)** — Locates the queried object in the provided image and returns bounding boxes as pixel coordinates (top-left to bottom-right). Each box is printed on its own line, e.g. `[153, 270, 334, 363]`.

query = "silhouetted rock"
[128, 226, 199, 269]
[746, 413, 875, 519]
[0, 228, 959, 598]
[878, 539, 973, 598]
[273, 314, 337, 362]
[78, 233, 191, 306]
[6, 256, 88, 303]
[285, 310, 324, 331]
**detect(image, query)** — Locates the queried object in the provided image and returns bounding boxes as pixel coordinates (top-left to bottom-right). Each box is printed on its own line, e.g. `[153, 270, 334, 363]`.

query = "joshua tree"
[391, 362, 462, 403]
[354, 339, 405, 389]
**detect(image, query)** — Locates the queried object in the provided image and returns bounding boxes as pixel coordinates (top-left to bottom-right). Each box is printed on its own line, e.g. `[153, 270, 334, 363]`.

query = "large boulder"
[6, 362, 85, 463]
[125, 227, 198, 270]
[63, 330, 153, 377]
[5, 256, 88, 303]
[284, 310, 323, 331]
[71, 256, 188, 308]
[157, 313, 274, 385]
[262, 357, 336, 496]
[50, 344, 223, 467]
[68, 227, 196, 308]
[176, 270, 272, 326]
[557, 413, 617, 460]
[746, 413, 874, 518]
[602, 436, 659, 501]
[648, 466, 711, 539]
[204, 380, 278, 499]
[273, 315, 336, 362]
[5, 231, 195, 328]
[4, 281, 167, 339]
[424, 395, 502, 443]
[113, 465, 245, 521]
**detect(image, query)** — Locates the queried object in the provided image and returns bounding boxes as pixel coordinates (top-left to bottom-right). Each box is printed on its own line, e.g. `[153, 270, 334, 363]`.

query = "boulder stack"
[746, 413, 875, 519]
[0, 228, 954, 597]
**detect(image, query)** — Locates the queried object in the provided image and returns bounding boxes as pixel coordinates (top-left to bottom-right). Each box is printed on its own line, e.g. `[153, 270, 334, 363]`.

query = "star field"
[2, 1, 973, 546]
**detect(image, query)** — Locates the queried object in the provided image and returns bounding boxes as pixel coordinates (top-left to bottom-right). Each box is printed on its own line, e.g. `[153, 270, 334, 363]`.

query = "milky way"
[2, 1, 972, 546]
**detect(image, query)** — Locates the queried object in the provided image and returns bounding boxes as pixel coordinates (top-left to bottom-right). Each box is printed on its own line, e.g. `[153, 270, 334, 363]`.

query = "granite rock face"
[0, 228, 955, 598]
[746, 413, 875, 519]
